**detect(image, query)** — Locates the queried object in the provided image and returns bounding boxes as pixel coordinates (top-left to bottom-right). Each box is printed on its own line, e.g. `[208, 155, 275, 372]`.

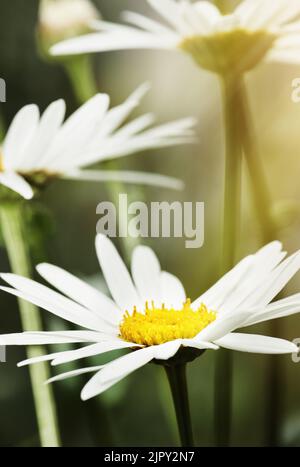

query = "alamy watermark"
[96, 194, 205, 249]
[0, 78, 6, 103]
[292, 338, 300, 363]
[291, 78, 300, 103]
[0, 340, 6, 363]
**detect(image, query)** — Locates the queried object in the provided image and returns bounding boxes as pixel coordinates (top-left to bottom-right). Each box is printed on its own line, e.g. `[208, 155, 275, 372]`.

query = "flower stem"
[235, 81, 282, 447]
[235, 80, 276, 243]
[64, 55, 98, 103]
[164, 364, 194, 447]
[0, 202, 61, 447]
[215, 74, 243, 447]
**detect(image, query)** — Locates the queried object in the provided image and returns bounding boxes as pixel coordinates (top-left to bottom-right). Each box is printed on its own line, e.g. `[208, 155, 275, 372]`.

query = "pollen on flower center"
[119, 299, 217, 346]
[179, 28, 276, 75]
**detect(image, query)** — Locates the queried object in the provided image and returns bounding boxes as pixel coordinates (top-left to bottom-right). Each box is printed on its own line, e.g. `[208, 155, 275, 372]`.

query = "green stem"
[236, 81, 282, 447]
[164, 364, 194, 447]
[0, 202, 61, 447]
[64, 55, 98, 104]
[215, 74, 243, 447]
[221, 75, 243, 271]
[236, 81, 276, 243]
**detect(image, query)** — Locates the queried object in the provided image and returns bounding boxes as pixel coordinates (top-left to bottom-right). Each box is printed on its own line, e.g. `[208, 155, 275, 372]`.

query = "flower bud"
[38, 0, 100, 51]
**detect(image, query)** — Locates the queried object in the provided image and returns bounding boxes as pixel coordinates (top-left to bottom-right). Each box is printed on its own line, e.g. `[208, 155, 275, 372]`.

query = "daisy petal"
[95, 235, 141, 311]
[3, 104, 39, 170]
[0, 330, 103, 346]
[0, 276, 116, 333]
[197, 311, 251, 342]
[0, 172, 34, 199]
[51, 31, 174, 56]
[63, 170, 184, 190]
[81, 346, 154, 400]
[152, 340, 182, 360]
[51, 340, 139, 366]
[240, 250, 300, 309]
[243, 296, 300, 327]
[215, 333, 299, 354]
[46, 366, 104, 384]
[182, 339, 219, 350]
[24, 99, 66, 171]
[36, 263, 122, 324]
[160, 271, 186, 308]
[131, 246, 161, 305]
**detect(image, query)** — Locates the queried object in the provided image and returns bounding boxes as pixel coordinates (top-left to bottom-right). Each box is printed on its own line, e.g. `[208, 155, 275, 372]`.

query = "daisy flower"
[51, 0, 300, 75]
[38, 0, 100, 48]
[0, 83, 195, 200]
[0, 236, 299, 401]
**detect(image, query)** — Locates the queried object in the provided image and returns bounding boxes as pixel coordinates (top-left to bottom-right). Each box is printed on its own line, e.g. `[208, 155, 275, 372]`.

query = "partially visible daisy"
[38, 0, 100, 48]
[0, 84, 196, 199]
[51, 0, 300, 74]
[0, 236, 299, 400]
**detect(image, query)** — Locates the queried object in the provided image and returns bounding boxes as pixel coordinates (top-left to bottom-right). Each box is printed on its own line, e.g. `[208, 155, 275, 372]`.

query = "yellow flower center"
[120, 299, 217, 346]
[180, 28, 276, 75]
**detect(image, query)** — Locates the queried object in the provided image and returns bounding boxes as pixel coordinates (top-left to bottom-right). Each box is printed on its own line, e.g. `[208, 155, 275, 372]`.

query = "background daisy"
[0, 83, 195, 199]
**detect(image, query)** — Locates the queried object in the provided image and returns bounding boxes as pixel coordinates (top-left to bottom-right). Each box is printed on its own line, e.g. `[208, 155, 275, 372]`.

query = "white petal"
[240, 250, 300, 309]
[47, 366, 104, 384]
[197, 311, 251, 342]
[51, 31, 174, 56]
[215, 333, 299, 354]
[36, 263, 122, 325]
[79, 135, 195, 166]
[193, 241, 285, 312]
[51, 340, 138, 366]
[97, 83, 150, 140]
[122, 10, 176, 36]
[22, 99, 66, 171]
[3, 104, 39, 170]
[62, 170, 184, 191]
[0, 275, 116, 333]
[131, 246, 161, 306]
[192, 255, 254, 310]
[222, 242, 287, 311]
[147, 0, 190, 34]
[237, 0, 300, 29]
[81, 346, 154, 400]
[0, 330, 104, 346]
[138, 117, 196, 139]
[182, 339, 219, 350]
[243, 295, 300, 327]
[43, 93, 110, 169]
[152, 340, 181, 360]
[18, 353, 62, 367]
[95, 235, 141, 311]
[160, 271, 186, 308]
[0, 172, 33, 199]
[112, 113, 155, 139]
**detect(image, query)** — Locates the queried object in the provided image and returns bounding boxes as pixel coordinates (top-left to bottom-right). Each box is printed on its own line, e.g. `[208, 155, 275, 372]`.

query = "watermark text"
[96, 194, 205, 249]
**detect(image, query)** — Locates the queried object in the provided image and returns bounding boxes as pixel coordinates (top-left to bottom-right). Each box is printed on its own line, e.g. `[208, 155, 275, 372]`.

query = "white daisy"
[0, 83, 195, 200]
[0, 236, 299, 401]
[51, 0, 300, 74]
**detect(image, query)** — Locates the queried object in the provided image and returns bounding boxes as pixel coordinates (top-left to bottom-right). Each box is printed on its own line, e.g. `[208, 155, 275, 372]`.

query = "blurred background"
[0, 0, 299, 447]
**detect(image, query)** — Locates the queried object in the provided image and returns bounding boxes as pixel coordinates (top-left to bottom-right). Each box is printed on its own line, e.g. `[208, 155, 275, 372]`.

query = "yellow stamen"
[180, 28, 276, 75]
[120, 299, 217, 346]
